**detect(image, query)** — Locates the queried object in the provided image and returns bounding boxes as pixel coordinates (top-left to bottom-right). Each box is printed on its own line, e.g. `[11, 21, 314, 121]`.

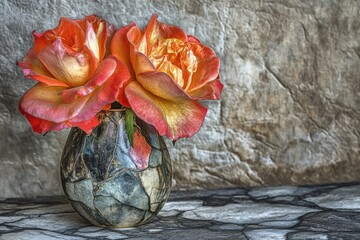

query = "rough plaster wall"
[0, 0, 359, 198]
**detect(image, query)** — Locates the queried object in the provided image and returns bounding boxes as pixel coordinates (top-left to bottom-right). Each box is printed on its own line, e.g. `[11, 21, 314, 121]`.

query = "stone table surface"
[0, 183, 359, 240]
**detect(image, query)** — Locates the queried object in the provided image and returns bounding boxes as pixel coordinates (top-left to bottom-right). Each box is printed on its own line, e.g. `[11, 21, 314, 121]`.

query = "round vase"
[60, 111, 172, 228]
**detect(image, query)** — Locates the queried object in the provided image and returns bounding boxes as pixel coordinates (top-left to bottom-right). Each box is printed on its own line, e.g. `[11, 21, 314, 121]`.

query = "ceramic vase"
[60, 111, 172, 227]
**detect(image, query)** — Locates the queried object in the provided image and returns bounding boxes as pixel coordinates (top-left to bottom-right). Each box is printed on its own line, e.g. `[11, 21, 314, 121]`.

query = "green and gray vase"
[60, 110, 172, 227]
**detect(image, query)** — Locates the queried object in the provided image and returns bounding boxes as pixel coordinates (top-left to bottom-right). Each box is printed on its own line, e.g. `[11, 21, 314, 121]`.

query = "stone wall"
[0, 0, 359, 198]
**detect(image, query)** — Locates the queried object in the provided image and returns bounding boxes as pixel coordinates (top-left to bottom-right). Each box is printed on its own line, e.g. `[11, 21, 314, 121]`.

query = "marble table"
[0, 183, 359, 240]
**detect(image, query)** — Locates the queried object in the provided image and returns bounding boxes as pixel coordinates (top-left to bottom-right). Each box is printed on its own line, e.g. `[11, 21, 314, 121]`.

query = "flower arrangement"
[18, 14, 223, 141]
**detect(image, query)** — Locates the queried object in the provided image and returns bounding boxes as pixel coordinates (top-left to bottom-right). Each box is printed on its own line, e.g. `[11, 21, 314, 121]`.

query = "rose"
[111, 15, 223, 140]
[17, 15, 130, 134]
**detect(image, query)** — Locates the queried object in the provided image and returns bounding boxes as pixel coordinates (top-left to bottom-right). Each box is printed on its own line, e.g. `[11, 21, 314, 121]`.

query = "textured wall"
[0, 0, 359, 198]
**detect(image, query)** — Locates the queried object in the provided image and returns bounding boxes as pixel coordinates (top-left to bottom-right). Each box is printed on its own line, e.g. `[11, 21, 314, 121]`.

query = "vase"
[60, 110, 172, 228]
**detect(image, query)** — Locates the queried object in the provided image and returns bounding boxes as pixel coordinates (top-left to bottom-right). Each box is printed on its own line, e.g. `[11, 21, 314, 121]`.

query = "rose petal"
[133, 15, 187, 57]
[188, 78, 223, 100]
[187, 56, 220, 92]
[145, 15, 187, 47]
[32, 31, 54, 54]
[81, 16, 108, 58]
[20, 83, 89, 123]
[69, 56, 131, 122]
[17, 49, 69, 87]
[61, 57, 117, 104]
[31, 17, 85, 55]
[126, 24, 143, 48]
[19, 106, 62, 134]
[130, 129, 151, 169]
[103, 103, 111, 110]
[87, 57, 118, 86]
[116, 80, 131, 108]
[20, 56, 129, 126]
[187, 35, 200, 43]
[111, 23, 136, 80]
[91, 17, 108, 61]
[130, 50, 157, 74]
[85, 22, 100, 60]
[104, 24, 115, 56]
[38, 38, 93, 87]
[53, 17, 86, 49]
[137, 68, 189, 101]
[125, 81, 207, 140]
[61, 85, 95, 104]
[68, 117, 99, 135]
[190, 41, 217, 59]
[126, 26, 152, 74]
[19, 104, 99, 134]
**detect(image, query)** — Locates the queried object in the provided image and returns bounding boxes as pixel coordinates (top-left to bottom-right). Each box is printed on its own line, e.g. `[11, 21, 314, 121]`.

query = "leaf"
[125, 108, 135, 147]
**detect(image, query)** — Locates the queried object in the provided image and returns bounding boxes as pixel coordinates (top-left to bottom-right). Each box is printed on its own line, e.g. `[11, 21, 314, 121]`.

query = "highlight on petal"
[85, 23, 100, 60]
[125, 81, 207, 140]
[83, 15, 109, 60]
[38, 38, 92, 87]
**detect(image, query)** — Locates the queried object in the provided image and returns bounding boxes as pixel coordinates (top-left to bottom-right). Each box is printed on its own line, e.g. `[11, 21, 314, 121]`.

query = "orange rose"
[18, 15, 130, 134]
[111, 15, 223, 140]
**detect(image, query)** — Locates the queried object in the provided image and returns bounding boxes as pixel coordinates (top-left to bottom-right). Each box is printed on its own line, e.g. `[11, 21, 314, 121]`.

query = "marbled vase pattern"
[60, 111, 172, 228]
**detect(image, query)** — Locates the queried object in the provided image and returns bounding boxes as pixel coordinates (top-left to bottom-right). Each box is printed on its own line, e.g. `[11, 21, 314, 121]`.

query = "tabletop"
[0, 183, 359, 240]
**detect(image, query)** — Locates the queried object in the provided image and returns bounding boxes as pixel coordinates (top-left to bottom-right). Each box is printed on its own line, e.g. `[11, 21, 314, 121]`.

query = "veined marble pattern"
[0, 183, 359, 239]
[60, 112, 172, 228]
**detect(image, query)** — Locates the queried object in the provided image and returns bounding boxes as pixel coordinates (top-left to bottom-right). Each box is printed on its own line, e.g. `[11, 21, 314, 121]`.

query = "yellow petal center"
[148, 39, 198, 90]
